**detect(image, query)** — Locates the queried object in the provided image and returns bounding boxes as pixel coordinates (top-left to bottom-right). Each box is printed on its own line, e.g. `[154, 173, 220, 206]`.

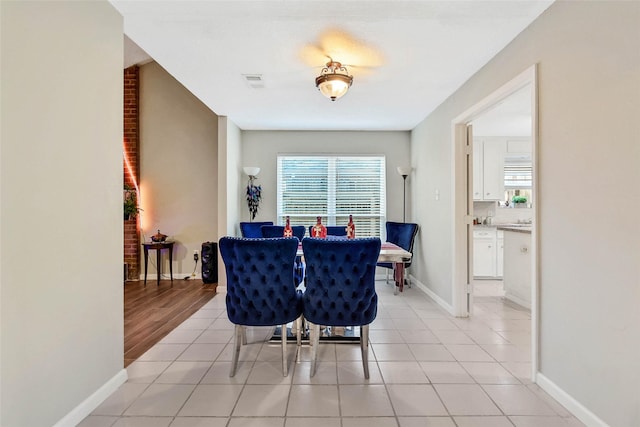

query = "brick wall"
[124, 66, 140, 280]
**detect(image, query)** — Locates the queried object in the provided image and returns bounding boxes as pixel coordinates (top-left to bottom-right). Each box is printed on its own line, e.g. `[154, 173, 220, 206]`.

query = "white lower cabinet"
[473, 227, 503, 278]
[473, 229, 496, 277]
[497, 231, 504, 277]
[503, 230, 532, 308]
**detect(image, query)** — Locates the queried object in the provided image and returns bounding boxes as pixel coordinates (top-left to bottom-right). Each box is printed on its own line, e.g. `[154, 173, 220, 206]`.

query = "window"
[502, 153, 532, 207]
[277, 155, 386, 237]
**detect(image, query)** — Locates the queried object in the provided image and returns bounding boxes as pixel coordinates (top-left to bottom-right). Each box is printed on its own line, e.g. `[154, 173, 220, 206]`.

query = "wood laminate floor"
[124, 278, 217, 367]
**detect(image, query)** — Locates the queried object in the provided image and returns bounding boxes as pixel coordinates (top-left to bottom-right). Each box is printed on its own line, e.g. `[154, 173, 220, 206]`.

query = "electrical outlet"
[193, 251, 199, 262]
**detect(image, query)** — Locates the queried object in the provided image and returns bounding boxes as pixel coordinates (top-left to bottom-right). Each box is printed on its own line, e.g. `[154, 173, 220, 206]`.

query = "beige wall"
[0, 2, 124, 425]
[241, 131, 411, 227]
[411, 1, 640, 425]
[139, 62, 218, 279]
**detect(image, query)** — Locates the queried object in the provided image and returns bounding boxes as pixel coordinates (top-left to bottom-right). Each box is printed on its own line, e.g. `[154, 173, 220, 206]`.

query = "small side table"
[142, 241, 174, 286]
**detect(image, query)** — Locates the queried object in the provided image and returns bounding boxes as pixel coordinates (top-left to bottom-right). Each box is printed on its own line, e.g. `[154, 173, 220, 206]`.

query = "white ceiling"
[111, 1, 552, 131]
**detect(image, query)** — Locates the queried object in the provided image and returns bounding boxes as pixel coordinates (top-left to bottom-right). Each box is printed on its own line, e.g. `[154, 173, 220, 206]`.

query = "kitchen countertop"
[474, 224, 497, 229]
[496, 225, 532, 234]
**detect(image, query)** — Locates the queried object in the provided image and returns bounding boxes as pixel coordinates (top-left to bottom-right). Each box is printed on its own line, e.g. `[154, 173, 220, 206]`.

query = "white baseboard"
[536, 373, 609, 427]
[53, 369, 127, 427]
[504, 291, 531, 309]
[410, 275, 456, 316]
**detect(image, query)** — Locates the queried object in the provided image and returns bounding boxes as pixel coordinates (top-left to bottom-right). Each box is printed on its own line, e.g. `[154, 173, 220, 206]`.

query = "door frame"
[450, 64, 539, 379]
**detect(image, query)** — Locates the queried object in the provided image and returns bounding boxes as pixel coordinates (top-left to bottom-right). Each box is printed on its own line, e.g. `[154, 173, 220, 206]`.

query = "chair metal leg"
[295, 316, 302, 362]
[281, 323, 288, 376]
[230, 325, 243, 377]
[360, 325, 370, 379]
[310, 323, 320, 377]
[385, 269, 391, 284]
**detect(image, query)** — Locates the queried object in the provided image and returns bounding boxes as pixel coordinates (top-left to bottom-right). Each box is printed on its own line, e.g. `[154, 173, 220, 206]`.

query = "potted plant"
[512, 195, 528, 208]
[124, 185, 142, 220]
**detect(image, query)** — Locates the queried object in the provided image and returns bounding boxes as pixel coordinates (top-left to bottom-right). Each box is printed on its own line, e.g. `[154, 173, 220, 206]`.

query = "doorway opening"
[471, 83, 533, 302]
[451, 65, 539, 379]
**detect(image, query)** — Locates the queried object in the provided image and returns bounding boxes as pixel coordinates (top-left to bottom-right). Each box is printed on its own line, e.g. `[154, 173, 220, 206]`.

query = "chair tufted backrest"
[291, 226, 306, 240]
[219, 237, 303, 326]
[302, 237, 381, 327]
[239, 221, 274, 238]
[307, 225, 348, 237]
[383, 222, 419, 268]
[261, 225, 285, 238]
[261, 225, 306, 285]
[326, 226, 347, 236]
[261, 225, 305, 240]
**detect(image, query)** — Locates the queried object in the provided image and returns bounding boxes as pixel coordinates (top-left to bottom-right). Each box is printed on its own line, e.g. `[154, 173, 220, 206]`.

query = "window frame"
[277, 155, 386, 237]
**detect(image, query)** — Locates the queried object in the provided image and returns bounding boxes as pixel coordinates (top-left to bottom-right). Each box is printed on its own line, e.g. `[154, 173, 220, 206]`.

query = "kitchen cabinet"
[506, 138, 531, 153]
[502, 228, 532, 308]
[497, 230, 504, 277]
[473, 139, 505, 201]
[473, 228, 496, 277]
[473, 227, 504, 278]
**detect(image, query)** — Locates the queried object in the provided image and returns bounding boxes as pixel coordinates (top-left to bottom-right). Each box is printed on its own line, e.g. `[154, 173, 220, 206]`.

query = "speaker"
[201, 242, 218, 284]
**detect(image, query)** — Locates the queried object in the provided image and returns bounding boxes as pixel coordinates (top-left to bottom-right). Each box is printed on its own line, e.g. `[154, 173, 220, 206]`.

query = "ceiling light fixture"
[315, 59, 353, 101]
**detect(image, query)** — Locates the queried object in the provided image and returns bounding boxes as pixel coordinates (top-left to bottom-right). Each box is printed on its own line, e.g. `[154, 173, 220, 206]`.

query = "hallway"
[80, 281, 584, 427]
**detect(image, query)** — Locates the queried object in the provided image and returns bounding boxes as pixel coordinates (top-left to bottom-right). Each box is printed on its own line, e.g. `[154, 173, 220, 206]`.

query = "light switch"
[435, 189, 440, 201]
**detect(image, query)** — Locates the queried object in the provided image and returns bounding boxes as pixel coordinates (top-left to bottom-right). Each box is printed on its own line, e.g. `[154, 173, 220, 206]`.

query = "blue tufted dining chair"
[261, 225, 305, 240]
[239, 221, 274, 238]
[302, 237, 381, 378]
[307, 225, 347, 237]
[377, 221, 419, 287]
[219, 237, 303, 377]
[261, 225, 306, 285]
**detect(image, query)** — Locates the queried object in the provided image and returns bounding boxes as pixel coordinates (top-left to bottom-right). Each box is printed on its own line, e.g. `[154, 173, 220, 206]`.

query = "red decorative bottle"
[346, 214, 356, 239]
[283, 216, 293, 237]
[312, 216, 327, 238]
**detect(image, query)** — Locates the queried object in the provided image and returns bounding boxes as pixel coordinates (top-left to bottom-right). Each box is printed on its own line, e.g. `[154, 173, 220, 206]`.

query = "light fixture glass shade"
[315, 61, 353, 101]
[397, 166, 412, 177]
[316, 74, 352, 101]
[243, 167, 260, 177]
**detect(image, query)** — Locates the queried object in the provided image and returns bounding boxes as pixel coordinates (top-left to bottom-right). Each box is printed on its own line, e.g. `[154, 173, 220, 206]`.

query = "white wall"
[241, 131, 411, 226]
[216, 117, 242, 286]
[411, 1, 640, 425]
[0, 2, 124, 425]
[139, 62, 218, 279]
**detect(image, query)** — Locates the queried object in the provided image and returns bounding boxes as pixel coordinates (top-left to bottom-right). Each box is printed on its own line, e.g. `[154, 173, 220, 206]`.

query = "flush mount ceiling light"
[315, 59, 353, 101]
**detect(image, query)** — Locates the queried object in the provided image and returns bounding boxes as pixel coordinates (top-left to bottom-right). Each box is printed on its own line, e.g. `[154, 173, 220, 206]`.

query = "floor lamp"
[397, 167, 412, 222]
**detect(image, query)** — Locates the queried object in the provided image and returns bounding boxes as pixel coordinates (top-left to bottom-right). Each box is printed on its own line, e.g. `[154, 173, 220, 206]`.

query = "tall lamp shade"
[397, 167, 412, 222]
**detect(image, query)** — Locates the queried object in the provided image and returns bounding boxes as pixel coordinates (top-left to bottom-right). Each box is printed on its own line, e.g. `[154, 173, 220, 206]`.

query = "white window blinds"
[504, 161, 532, 188]
[277, 155, 386, 237]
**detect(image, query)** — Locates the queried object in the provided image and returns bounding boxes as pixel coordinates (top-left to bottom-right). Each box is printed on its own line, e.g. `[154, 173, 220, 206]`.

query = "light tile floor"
[80, 280, 585, 427]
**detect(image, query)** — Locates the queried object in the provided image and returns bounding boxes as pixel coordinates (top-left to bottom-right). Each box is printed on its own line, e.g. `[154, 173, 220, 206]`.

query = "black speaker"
[201, 242, 218, 284]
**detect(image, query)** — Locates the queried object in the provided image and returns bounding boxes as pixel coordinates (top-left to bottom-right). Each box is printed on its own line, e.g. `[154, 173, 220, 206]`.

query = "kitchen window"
[502, 153, 532, 207]
[277, 155, 386, 237]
